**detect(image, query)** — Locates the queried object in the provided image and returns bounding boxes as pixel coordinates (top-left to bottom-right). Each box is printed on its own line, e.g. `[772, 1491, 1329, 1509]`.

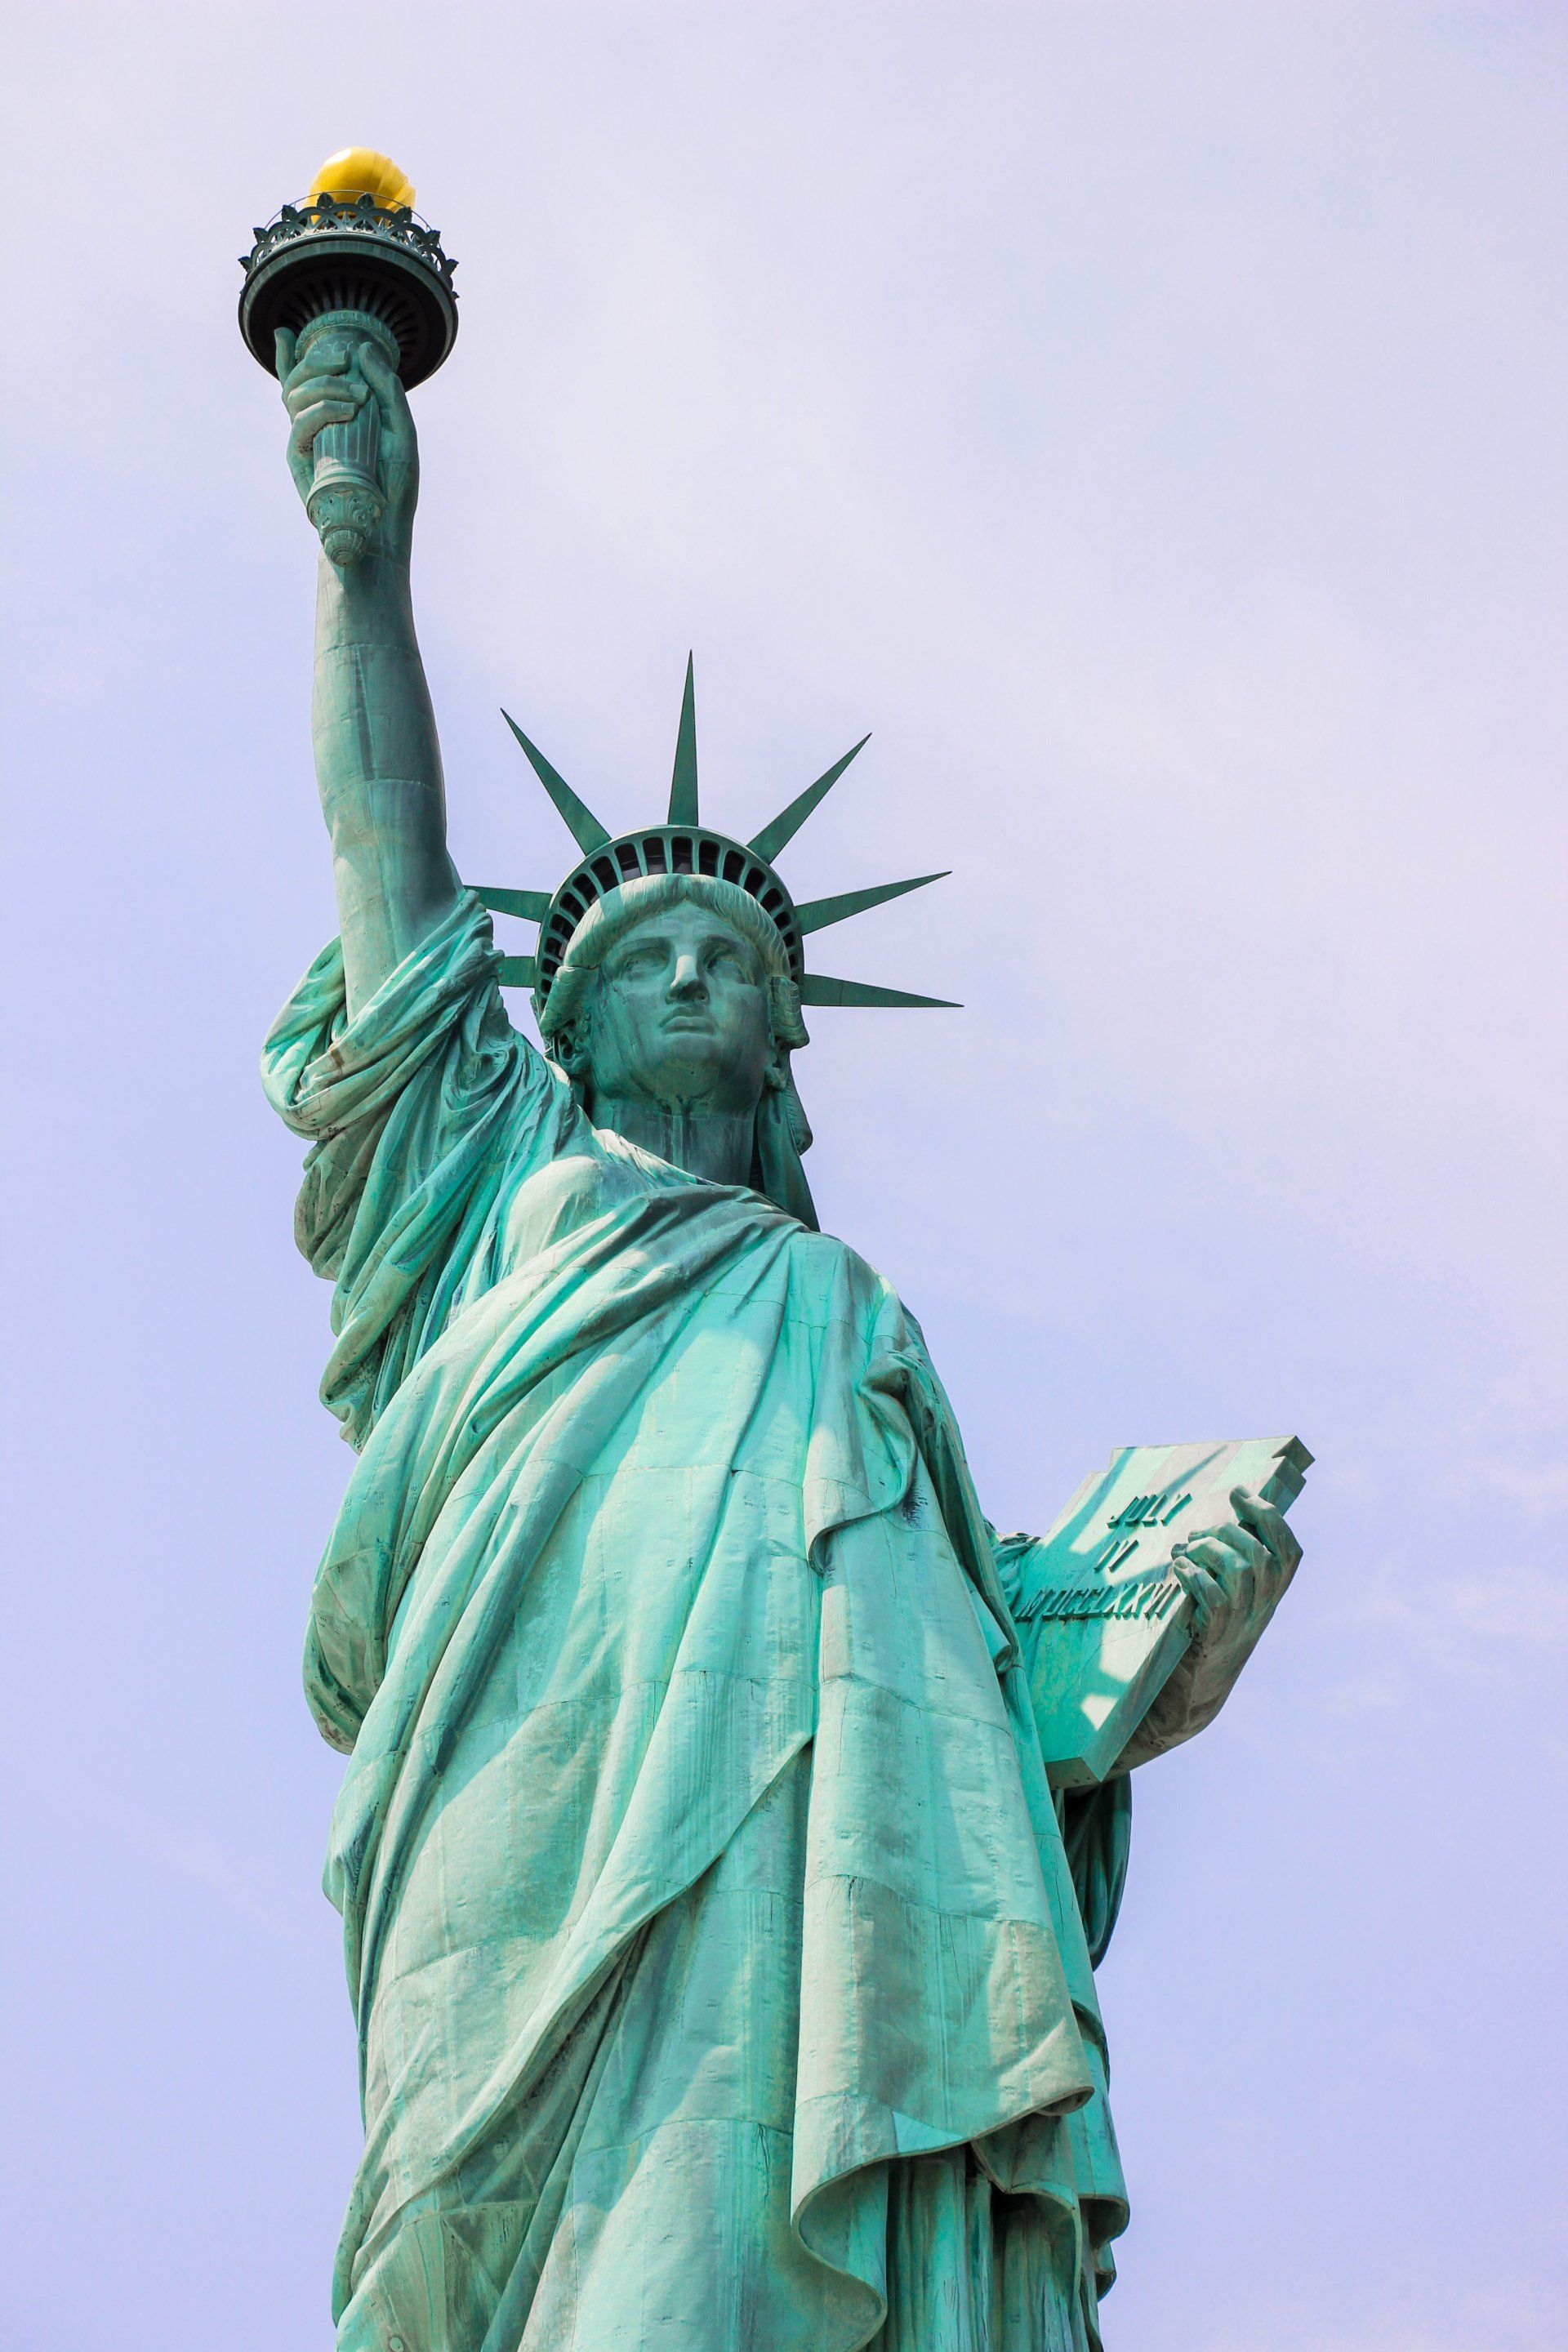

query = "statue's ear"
[551, 1022, 593, 1079]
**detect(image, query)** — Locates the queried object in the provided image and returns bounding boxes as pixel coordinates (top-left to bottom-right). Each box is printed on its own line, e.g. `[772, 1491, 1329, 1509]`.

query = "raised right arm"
[278, 329, 461, 1018]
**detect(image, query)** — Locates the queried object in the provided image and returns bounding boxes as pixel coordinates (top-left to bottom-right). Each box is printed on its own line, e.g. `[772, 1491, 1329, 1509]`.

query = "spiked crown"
[481, 660, 957, 1018]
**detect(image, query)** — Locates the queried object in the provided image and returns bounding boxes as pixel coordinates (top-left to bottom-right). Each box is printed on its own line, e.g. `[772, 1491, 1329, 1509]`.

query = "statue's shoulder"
[776, 1216, 914, 1329]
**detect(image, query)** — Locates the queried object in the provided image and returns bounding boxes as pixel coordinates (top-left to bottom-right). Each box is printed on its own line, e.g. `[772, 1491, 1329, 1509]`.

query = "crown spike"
[477, 885, 553, 921]
[501, 710, 611, 853]
[795, 870, 950, 938]
[798, 973, 960, 1010]
[495, 954, 537, 989]
[668, 654, 700, 825]
[748, 735, 871, 864]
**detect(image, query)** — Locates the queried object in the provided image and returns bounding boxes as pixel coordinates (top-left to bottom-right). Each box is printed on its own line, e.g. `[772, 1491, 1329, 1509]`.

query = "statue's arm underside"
[1107, 1654, 1229, 1771]
[312, 546, 462, 1021]
[988, 1526, 1133, 1964]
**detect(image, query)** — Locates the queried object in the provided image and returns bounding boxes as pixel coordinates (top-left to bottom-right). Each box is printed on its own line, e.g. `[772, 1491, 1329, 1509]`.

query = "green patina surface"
[257, 249, 1303, 2352]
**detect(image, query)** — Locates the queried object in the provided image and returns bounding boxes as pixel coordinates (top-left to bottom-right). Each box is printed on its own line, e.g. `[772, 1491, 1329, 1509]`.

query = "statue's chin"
[590, 1073, 762, 1125]
[626, 1040, 760, 1111]
[642, 1089, 759, 1121]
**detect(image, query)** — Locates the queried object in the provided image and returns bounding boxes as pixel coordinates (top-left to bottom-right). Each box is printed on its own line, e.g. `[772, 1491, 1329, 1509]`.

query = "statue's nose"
[669, 953, 706, 997]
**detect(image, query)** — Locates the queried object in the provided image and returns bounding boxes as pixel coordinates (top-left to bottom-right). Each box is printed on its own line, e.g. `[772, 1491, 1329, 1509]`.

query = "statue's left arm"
[1109, 1485, 1301, 1771]
[988, 1486, 1299, 1966]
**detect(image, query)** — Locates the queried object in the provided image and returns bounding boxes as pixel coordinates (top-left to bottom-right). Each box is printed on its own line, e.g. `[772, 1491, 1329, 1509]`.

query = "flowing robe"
[264, 894, 1130, 2352]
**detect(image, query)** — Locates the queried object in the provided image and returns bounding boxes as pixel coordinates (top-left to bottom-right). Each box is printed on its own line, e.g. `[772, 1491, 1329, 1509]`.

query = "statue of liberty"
[256, 157, 1303, 2352]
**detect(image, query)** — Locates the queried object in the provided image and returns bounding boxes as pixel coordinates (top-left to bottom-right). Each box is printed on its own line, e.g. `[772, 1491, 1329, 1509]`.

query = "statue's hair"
[537, 873, 810, 1054]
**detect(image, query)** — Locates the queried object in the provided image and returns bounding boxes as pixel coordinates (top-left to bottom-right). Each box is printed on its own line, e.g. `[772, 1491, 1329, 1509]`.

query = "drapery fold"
[265, 895, 1129, 2350]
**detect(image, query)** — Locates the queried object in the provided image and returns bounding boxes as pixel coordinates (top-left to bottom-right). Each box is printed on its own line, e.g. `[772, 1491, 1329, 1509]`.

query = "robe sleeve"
[990, 1526, 1134, 1967]
[261, 889, 569, 1449]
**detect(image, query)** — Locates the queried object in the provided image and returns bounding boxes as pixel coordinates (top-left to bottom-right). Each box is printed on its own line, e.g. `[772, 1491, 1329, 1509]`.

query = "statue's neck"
[590, 1098, 756, 1188]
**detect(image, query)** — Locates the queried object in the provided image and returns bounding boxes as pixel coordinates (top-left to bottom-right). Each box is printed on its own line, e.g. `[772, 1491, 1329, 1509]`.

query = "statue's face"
[579, 903, 775, 1117]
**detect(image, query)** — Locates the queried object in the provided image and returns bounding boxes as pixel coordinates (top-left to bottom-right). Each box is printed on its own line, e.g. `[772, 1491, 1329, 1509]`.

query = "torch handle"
[299, 317, 390, 566]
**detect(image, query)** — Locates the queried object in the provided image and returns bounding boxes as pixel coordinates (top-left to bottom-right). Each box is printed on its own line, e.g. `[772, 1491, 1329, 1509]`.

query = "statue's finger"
[359, 341, 412, 423]
[1181, 1516, 1252, 1545]
[274, 327, 297, 389]
[1173, 1547, 1235, 1608]
[289, 392, 360, 430]
[1232, 1486, 1300, 1569]
[1175, 1561, 1225, 1627]
[285, 374, 369, 420]
[1231, 1485, 1282, 1540]
[287, 398, 360, 458]
[1221, 1521, 1268, 1573]
[1196, 1568, 1227, 1619]
[1178, 1534, 1243, 1577]
[286, 382, 363, 421]
[281, 342, 349, 397]
[1185, 1514, 1264, 1565]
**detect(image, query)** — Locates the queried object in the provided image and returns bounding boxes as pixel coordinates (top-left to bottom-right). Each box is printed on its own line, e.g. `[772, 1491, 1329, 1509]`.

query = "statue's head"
[488, 666, 956, 1227]
[539, 871, 811, 1132]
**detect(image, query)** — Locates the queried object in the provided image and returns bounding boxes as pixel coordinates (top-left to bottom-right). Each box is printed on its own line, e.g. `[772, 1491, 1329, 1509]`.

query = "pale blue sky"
[3, 7, 1564, 2349]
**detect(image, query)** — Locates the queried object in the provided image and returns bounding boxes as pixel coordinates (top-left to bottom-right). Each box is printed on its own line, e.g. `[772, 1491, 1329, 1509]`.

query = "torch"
[238, 149, 458, 564]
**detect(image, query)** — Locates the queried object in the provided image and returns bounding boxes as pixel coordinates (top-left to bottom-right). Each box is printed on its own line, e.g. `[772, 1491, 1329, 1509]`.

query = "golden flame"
[307, 148, 416, 212]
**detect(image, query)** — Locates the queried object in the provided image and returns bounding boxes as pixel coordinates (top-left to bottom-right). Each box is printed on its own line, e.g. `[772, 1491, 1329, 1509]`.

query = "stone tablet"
[1012, 1436, 1312, 1787]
